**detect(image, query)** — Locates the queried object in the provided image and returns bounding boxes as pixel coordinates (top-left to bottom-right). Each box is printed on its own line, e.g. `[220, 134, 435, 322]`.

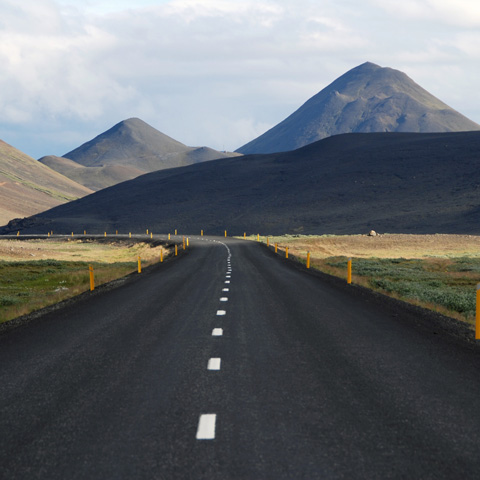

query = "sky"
[1, 0, 480, 159]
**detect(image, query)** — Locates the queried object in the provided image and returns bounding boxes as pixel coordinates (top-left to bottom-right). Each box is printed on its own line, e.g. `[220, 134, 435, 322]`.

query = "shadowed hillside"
[5, 131, 480, 236]
[237, 62, 480, 154]
[0, 140, 92, 225]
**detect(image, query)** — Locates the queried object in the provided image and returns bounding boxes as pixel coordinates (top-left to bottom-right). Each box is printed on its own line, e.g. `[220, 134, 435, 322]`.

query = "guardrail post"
[476, 284, 480, 340]
[307, 252, 311, 269]
[89, 265, 95, 291]
[347, 258, 352, 284]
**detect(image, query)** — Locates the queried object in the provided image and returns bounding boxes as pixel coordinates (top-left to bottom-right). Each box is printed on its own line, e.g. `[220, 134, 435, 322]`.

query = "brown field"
[0, 238, 167, 263]
[259, 234, 480, 260]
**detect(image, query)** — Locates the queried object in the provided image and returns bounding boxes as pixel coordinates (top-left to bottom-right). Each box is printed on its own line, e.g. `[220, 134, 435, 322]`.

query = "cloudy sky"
[1, 0, 480, 158]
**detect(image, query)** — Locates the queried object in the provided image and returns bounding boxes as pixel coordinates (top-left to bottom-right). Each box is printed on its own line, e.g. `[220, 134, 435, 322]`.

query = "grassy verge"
[248, 234, 480, 327]
[0, 239, 169, 324]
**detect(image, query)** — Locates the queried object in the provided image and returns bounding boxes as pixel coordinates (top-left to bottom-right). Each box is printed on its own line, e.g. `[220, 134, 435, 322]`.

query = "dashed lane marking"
[207, 358, 221, 370]
[220, 297, 228, 302]
[225, 280, 230, 284]
[196, 414, 216, 440]
[222, 288, 229, 292]
[212, 328, 223, 336]
[216, 310, 226, 315]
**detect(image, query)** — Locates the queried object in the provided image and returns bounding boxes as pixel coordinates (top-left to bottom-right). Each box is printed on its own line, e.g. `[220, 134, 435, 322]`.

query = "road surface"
[1, 236, 480, 479]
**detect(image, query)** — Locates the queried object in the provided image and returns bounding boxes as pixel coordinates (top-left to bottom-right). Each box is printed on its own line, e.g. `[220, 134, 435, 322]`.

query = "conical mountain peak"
[237, 63, 480, 154]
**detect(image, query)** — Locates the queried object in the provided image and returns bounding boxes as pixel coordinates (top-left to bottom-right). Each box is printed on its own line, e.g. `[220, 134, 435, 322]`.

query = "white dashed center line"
[222, 288, 229, 292]
[220, 297, 228, 302]
[216, 310, 226, 316]
[196, 414, 216, 440]
[212, 328, 223, 336]
[225, 280, 230, 284]
[207, 358, 221, 370]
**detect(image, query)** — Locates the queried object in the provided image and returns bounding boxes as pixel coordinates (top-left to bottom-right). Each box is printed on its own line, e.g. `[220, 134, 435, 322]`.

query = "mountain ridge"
[5, 131, 480, 235]
[40, 117, 241, 189]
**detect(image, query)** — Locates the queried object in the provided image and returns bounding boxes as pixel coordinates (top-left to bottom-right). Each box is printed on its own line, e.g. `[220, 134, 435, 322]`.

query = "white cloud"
[0, 0, 479, 158]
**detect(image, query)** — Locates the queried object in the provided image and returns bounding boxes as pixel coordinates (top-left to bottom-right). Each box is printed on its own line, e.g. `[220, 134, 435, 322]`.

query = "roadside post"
[225, 230, 227, 237]
[286, 247, 289, 259]
[175, 245, 178, 256]
[89, 265, 95, 291]
[307, 252, 311, 269]
[347, 258, 352, 284]
[138, 256, 142, 273]
[476, 284, 480, 340]
[275, 243, 278, 253]
[160, 250, 164, 263]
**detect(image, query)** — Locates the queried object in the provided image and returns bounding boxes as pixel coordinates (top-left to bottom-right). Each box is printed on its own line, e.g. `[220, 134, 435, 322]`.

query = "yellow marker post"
[48, 232, 50, 237]
[89, 265, 95, 291]
[175, 244, 178, 256]
[17, 231, 19, 237]
[183, 237, 186, 250]
[71, 232, 74, 237]
[138, 256, 142, 274]
[225, 230, 227, 238]
[187, 238, 189, 247]
[151, 232, 153, 239]
[347, 258, 352, 284]
[286, 247, 289, 259]
[267, 237, 270, 247]
[160, 250, 164, 263]
[104, 232, 107, 237]
[175, 229, 177, 236]
[116, 230, 118, 235]
[476, 284, 480, 340]
[201, 230, 204, 236]
[129, 232, 132, 238]
[146, 229, 149, 235]
[244, 232, 246, 239]
[307, 252, 311, 269]
[275, 243, 278, 253]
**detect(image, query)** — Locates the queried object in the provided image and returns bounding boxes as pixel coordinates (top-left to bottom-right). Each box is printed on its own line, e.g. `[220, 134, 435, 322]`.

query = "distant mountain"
[38, 155, 144, 191]
[237, 62, 480, 154]
[6, 131, 480, 236]
[0, 140, 92, 226]
[40, 118, 240, 189]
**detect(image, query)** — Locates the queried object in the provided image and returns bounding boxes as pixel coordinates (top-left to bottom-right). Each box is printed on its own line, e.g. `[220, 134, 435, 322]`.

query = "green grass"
[0, 259, 138, 324]
[322, 256, 480, 324]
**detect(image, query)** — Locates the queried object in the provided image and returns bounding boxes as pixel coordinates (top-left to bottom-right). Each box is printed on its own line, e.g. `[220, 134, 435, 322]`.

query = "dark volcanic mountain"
[39, 118, 240, 189]
[5, 131, 480, 236]
[237, 62, 480, 154]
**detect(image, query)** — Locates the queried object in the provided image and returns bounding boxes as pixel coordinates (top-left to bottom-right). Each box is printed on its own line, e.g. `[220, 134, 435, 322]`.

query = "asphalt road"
[1, 236, 480, 479]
